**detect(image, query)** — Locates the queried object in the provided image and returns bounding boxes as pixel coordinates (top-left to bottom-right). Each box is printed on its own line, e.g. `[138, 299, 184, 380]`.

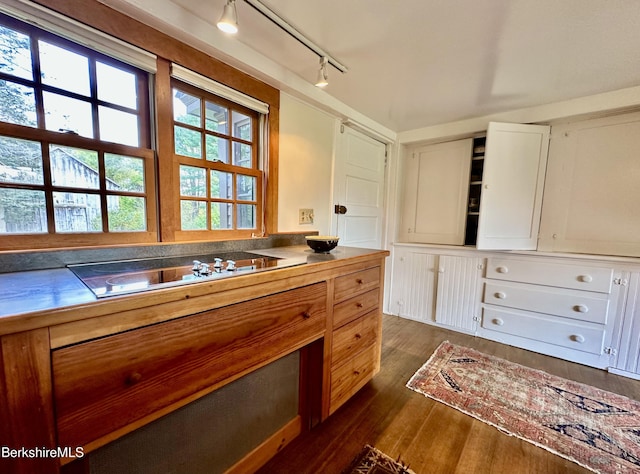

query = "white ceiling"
[102, 0, 640, 133]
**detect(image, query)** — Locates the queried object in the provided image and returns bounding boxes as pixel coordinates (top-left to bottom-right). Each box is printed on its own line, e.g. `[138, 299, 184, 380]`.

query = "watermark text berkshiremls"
[2, 446, 84, 459]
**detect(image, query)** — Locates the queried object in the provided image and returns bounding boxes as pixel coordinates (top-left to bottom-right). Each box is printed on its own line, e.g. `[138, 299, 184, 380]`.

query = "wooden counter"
[0, 246, 388, 474]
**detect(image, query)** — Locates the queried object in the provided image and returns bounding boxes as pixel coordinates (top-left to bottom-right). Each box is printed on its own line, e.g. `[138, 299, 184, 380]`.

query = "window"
[172, 80, 262, 237]
[0, 13, 155, 248]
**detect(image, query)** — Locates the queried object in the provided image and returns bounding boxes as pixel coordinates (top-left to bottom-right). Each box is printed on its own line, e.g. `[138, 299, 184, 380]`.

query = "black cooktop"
[68, 251, 301, 298]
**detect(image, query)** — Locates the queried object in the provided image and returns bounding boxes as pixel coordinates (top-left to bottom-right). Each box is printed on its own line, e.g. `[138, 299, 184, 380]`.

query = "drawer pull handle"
[301, 311, 311, 319]
[492, 318, 504, 326]
[353, 370, 361, 376]
[496, 266, 509, 274]
[125, 372, 142, 386]
[578, 274, 593, 283]
[571, 334, 586, 343]
[574, 304, 589, 313]
[356, 278, 364, 285]
[356, 302, 364, 308]
[355, 333, 362, 339]
[494, 292, 507, 299]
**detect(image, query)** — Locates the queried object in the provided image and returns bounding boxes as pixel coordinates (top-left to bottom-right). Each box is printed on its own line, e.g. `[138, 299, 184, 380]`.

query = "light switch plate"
[299, 208, 314, 224]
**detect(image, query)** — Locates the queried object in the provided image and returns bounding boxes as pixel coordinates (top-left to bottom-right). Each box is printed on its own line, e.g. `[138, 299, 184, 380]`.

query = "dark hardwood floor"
[257, 314, 640, 474]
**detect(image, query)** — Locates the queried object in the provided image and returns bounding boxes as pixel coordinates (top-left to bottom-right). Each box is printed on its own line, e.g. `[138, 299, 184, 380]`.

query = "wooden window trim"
[34, 0, 281, 245]
[0, 123, 157, 250]
[1, 0, 280, 249]
[171, 80, 263, 241]
[0, 14, 156, 250]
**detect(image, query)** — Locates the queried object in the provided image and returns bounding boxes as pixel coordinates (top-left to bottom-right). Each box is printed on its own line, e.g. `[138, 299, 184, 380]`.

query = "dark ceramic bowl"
[306, 236, 340, 253]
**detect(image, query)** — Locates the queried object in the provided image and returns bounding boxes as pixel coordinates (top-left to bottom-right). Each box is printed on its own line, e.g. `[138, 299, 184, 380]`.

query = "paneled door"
[434, 255, 483, 333]
[333, 125, 386, 248]
[400, 139, 472, 245]
[477, 122, 550, 250]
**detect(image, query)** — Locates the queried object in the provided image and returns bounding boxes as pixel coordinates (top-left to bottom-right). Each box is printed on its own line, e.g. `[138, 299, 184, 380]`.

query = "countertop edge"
[0, 246, 389, 336]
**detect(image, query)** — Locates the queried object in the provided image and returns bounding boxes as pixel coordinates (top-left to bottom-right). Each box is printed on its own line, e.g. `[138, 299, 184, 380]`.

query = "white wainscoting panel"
[435, 255, 482, 332]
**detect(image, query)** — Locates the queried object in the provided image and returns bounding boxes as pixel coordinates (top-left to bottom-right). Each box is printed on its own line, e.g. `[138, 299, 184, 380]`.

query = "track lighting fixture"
[217, 0, 238, 34]
[315, 56, 329, 88]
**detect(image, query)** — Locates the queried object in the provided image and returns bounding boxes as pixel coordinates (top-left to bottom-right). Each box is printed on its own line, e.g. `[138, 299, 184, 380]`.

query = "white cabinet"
[400, 139, 472, 245]
[434, 255, 483, 333]
[479, 256, 620, 369]
[610, 272, 640, 378]
[388, 246, 437, 323]
[388, 245, 482, 332]
[538, 112, 640, 258]
[400, 122, 549, 250]
[476, 122, 550, 250]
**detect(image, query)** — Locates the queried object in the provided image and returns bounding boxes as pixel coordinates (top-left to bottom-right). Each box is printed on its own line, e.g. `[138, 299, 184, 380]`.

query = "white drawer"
[484, 281, 610, 324]
[486, 257, 613, 293]
[481, 307, 605, 355]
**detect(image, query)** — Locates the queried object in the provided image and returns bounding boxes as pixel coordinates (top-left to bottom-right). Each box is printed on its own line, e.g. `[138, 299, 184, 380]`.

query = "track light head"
[217, 0, 238, 34]
[315, 56, 329, 88]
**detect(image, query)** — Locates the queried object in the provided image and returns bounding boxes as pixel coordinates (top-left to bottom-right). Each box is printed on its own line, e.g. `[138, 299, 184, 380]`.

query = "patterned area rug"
[343, 445, 415, 474]
[407, 341, 640, 474]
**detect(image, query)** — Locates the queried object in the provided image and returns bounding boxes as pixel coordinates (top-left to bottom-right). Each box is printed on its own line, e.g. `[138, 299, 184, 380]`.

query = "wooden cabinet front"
[334, 266, 381, 303]
[329, 265, 383, 415]
[329, 341, 378, 414]
[53, 282, 327, 450]
[333, 288, 380, 328]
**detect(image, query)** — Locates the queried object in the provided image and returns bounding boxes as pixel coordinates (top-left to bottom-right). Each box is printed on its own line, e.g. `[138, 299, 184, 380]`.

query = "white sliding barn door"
[333, 125, 386, 249]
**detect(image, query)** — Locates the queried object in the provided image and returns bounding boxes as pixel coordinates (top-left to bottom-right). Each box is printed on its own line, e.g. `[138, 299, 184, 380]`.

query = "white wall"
[278, 93, 336, 234]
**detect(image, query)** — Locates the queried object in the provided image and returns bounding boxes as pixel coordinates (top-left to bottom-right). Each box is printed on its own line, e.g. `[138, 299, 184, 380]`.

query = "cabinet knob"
[492, 318, 504, 326]
[355, 333, 362, 339]
[571, 334, 586, 343]
[578, 274, 593, 283]
[438, 267, 444, 274]
[356, 278, 364, 285]
[301, 311, 311, 319]
[494, 291, 507, 299]
[573, 304, 589, 313]
[125, 371, 142, 386]
[496, 266, 509, 274]
[356, 302, 364, 308]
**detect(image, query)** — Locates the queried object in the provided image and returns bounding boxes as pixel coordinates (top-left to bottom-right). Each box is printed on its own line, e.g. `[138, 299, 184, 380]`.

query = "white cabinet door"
[538, 113, 640, 257]
[477, 122, 550, 250]
[435, 255, 483, 333]
[388, 246, 437, 323]
[401, 139, 472, 245]
[611, 272, 640, 376]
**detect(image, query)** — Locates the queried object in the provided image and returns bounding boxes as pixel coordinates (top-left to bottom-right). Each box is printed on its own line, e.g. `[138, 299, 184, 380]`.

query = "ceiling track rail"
[243, 0, 348, 73]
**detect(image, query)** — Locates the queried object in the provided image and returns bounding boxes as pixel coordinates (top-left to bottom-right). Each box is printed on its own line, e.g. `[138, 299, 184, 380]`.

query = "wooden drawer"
[481, 306, 605, 355]
[334, 266, 381, 303]
[52, 282, 327, 450]
[333, 288, 380, 329]
[484, 281, 610, 324]
[329, 342, 378, 415]
[332, 310, 380, 368]
[486, 257, 613, 293]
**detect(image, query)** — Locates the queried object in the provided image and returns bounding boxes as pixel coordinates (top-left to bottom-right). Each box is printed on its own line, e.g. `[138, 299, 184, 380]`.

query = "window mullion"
[30, 35, 46, 130]
[88, 58, 100, 141]
[40, 141, 55, 234]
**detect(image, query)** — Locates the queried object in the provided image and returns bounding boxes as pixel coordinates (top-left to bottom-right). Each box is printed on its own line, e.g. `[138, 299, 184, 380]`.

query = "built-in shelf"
[465, 136, 486, 246]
